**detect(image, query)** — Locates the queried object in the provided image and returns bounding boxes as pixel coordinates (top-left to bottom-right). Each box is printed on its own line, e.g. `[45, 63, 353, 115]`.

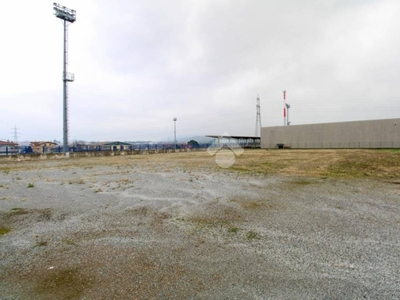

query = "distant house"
[30, 141, 58, 154]
[102, 141, 132, 151]
[0, 140, 18, 155]
[83, 142, 103, 152]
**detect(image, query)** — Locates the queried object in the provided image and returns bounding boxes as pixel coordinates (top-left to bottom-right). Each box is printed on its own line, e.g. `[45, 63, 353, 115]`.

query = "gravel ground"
[0, 155, 399, 299]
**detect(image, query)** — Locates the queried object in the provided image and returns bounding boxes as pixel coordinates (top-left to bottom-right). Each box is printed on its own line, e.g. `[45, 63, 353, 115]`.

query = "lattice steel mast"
[12, 125, 19, 144]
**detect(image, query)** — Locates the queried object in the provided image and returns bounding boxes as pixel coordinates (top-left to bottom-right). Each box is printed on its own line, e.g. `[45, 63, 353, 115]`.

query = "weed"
[94, 188, 103, 193]
[231, 198, 276, 211]
[11, 207, 29, 215]
[228, 227, 239, 234]
[27, 183, 35, 188]
[190, 216, 229, 228]
[188, 205, 243, 232]
[36, 240, 48, 247]
[290, 179, 313, 185]
[119, 178, 130, 185]
[246, 230, 260, 240]
[387, 149, 400, 153]
[3, 169, 10, 175]
[0, 226, 10, 236]
[62, 238, 76, 245]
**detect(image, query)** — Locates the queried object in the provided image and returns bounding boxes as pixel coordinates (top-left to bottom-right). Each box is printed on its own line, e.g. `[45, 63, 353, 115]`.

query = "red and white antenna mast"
[283, 90, 287, 126]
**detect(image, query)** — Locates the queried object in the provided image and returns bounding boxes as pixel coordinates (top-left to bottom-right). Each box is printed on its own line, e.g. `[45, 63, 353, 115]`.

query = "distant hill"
[158, 136, 214, 144]
[178, 136, 214, 144]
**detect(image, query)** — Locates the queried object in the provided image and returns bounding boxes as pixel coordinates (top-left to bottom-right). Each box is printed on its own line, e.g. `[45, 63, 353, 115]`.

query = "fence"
[48, 143, 214, 154]
[0, 147, 214, 161]
[1, 140, 261, 156]
[0, 147, 18, 156]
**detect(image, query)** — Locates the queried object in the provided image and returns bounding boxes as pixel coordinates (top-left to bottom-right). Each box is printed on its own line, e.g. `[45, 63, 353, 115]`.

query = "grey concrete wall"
[261, 118, 400, 149]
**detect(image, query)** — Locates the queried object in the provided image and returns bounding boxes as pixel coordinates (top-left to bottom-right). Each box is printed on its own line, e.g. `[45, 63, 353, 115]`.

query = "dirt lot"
[0, 149, 399, 299]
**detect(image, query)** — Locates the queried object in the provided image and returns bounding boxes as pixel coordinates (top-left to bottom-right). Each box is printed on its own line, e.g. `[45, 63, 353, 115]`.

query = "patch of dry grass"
[34, 268, 92, 299]
[325, 150, 400, 178]
[1, 149, 398, 179]
[187, 203, 243, 229]
[230, 198, 279, 211]
[229, 149, 400, 179]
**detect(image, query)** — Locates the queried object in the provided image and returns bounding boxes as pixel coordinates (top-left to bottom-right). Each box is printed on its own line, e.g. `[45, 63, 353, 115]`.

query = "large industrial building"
[261, 118, 400, 149]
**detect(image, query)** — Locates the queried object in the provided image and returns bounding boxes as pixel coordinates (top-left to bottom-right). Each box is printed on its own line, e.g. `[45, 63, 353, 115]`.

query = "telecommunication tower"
[53, 3, 76, 153]
[255, 95, 262, 137]
[282, 90, 291, 126]
[283, 90, 286, 126]
[285, 103, 291, 125]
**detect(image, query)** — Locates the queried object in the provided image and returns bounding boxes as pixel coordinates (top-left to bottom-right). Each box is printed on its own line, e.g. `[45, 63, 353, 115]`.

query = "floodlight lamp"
[173, 118, 177, 121]
[64, 72, 75, 82]
[53, 2, 76, 23]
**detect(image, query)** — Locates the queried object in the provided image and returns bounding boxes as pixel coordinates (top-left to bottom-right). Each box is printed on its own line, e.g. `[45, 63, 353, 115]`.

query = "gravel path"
[0, 157, 399, 299]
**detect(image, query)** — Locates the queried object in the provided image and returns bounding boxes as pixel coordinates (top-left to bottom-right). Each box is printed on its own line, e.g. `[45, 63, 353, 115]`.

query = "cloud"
[1, 0, 399, 141]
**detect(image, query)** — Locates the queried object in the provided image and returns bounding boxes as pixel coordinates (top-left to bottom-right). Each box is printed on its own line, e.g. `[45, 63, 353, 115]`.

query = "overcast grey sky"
[1, 0, 399, 142]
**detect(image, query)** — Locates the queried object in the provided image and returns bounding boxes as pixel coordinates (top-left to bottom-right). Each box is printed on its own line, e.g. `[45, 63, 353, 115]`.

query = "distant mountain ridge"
[158, 136, 214, 144]
[181, 136, 214, 143]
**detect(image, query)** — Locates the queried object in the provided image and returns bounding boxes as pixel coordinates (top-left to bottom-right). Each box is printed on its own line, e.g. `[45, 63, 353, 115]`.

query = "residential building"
[0, 140, 18, 155]
[30, 141, 58, 154]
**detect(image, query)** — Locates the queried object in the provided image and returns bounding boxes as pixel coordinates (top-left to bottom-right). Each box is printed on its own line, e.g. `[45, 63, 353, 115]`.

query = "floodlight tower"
[173, 118, 177, 150]
[255, 95, 262, 137]
[53, 3, 76, 153]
